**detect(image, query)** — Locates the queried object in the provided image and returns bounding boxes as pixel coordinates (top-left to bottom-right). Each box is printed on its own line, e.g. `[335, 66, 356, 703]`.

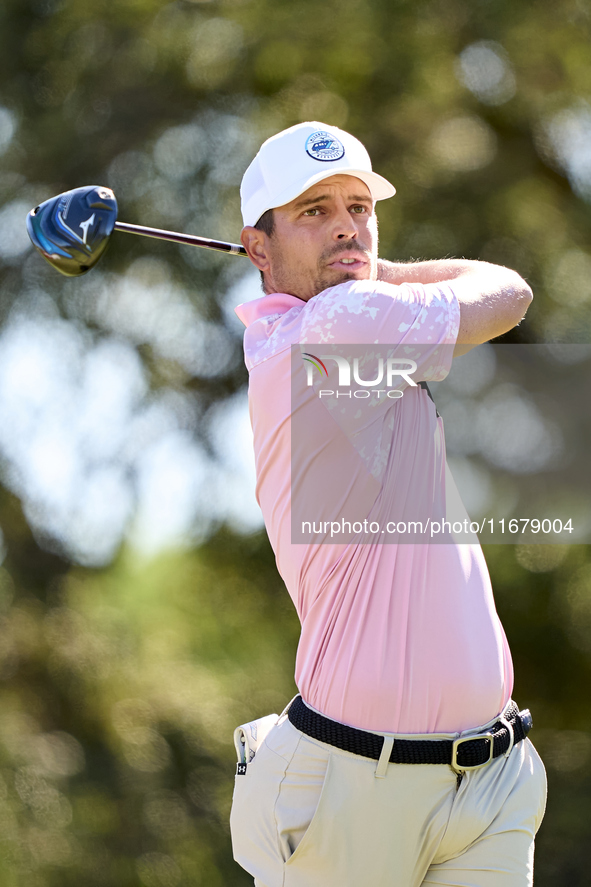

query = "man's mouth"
[328, 253, 368, 271]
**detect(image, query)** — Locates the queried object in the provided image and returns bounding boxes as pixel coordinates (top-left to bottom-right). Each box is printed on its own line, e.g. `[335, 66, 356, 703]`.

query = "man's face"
[241, 175, 379, 302]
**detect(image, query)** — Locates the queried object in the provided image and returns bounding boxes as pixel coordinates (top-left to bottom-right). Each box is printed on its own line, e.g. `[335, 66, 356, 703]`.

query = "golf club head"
[26, 185, 118, 277]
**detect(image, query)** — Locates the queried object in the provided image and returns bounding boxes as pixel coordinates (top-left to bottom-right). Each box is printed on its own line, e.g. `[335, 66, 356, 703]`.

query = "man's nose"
[333, 206, 358, 240]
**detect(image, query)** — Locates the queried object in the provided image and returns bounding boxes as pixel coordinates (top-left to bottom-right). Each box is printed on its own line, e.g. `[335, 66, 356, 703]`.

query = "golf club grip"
[113, 221, 248, 256]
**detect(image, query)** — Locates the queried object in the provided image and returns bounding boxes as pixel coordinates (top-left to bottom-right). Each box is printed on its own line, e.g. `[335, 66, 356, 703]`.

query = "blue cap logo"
[305, 131, 345, 162]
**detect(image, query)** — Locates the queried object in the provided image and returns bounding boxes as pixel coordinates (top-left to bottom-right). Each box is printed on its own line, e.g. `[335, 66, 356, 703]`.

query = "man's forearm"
[377, 258, 490, 286]
[377, 257, 533, 352]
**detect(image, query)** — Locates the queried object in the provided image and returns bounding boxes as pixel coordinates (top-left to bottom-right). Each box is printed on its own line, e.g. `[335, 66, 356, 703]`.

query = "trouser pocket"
[230, 716, 297, 886]
[274, 732, 331, 864]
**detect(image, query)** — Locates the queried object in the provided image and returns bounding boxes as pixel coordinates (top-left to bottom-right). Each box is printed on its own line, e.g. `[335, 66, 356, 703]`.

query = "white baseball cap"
[240, 121, 396, 227]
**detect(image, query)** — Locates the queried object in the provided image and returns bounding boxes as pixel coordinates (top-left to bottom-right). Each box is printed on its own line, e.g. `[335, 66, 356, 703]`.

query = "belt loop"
[375, 735, 394, 778]
[280, 694, 300, 720]
[500, 716, 515, 758]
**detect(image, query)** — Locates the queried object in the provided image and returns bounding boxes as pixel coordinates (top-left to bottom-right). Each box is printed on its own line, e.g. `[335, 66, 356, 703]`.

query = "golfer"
[230, 121, 547, 887]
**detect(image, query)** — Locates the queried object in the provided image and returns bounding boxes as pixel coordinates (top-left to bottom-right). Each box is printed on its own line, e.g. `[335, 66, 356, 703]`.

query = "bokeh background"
[1, 0, 591, 883]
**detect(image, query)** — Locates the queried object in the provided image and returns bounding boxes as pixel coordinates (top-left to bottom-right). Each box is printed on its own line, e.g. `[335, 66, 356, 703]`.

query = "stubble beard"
[266, 239, 377, 300]
[312, 242, 376, 295]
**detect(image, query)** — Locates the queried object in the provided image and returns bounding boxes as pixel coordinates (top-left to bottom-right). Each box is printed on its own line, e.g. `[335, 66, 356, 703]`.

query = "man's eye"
[303, 208, 321, 216]
[351, 205, 367, 214]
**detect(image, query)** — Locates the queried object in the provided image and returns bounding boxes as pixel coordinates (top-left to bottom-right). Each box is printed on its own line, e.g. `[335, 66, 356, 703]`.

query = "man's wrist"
[377, 259, 404, 283]
[377, 258, 441, 285]
[377, 258, 435, 285]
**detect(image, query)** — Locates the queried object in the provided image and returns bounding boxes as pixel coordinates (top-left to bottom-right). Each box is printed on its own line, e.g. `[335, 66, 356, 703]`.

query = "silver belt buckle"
[451, 732, 494, 773]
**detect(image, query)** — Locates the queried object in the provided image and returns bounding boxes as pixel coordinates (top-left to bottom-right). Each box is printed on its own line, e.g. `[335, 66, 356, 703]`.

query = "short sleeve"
[299, 278, 460, 381]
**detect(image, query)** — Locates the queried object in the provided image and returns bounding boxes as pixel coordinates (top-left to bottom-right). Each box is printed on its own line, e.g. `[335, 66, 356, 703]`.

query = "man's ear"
[240, 227, 271, 274]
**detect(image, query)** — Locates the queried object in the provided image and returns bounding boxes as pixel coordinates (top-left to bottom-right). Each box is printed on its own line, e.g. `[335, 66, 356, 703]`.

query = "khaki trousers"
[230, 708, 547, 887]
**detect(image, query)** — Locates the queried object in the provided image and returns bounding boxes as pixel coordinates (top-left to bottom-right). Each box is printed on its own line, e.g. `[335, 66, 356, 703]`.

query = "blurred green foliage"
[1, 0, 591, 883]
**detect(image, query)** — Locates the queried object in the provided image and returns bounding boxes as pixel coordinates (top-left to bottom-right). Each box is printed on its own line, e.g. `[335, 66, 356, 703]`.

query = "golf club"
[26, 185, 248, 277]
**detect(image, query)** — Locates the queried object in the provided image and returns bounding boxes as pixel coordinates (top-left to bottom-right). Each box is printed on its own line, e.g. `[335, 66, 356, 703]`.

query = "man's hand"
[377, 259, 533, 356]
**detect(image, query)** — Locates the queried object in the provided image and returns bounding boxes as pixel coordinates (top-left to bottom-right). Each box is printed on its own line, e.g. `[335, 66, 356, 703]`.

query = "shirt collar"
[235, 293, 306, 328]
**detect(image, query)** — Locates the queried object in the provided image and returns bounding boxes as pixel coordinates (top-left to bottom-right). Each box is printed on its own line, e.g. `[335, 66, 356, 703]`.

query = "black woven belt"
[288, 696, 533, 772]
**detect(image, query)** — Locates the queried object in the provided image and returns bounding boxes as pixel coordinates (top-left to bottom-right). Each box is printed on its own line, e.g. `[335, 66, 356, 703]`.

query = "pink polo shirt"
[236, 279, 513, 735]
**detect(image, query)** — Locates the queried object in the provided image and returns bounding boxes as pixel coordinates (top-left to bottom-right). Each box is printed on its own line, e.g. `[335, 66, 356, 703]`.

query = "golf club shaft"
[114, 221, 248, 256]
